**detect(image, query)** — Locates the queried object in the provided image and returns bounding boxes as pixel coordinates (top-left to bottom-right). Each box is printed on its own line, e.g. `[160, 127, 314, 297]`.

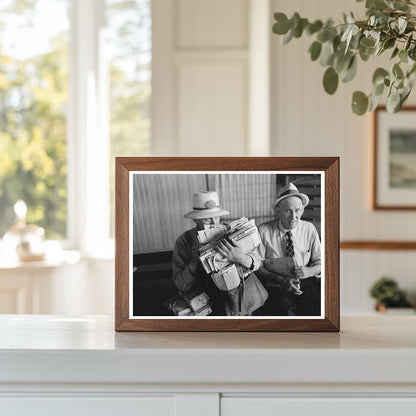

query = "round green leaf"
[391, 47, 399, 59]
[273, 13, 290, 35]
[323, 67, 339, 95]
[290, 13, 301, 30]
[399, 50, 408, 63]
[373, 82, 384, 96]
[393, 63, 404, 79]
[359, 44, 375, 62]
[282, 29, 293, 44]
[293, 18, 308, 38]
[372, 68, 389, 86]
[320, 40, 335, 66]
[400, 88, 411, 107]
[387, 88, 401, 113]
[317, 30, 328, 43]
[307, 20, 323, 35]
[360, 37, 375, 48]
[369, 92, 383, 112]
[384, 37, 396, 50]
[334, 52, 352, 73]
[352, 91, 369, 115]
[309, 41, 322, 61]
[342, 56, 358, 83]
[405, 34, 413, 51]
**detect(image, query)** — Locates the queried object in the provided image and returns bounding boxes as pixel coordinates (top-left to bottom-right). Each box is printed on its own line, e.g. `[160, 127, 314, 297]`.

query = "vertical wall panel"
[152, 0, 250, 156]
[177, 62, 247, 156]
[178, 0, 248, 49]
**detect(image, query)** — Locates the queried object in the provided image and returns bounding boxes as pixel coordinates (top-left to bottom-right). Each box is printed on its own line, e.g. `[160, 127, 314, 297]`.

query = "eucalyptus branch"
[272, 0, 416, 115]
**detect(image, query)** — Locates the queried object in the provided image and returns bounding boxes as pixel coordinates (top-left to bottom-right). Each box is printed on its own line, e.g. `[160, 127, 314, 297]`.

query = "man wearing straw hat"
[172, 191, 261, 315]
[255, 183, 321, 316]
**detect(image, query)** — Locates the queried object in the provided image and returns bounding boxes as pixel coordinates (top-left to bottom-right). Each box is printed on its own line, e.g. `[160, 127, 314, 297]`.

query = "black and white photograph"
[130, 172, 324, 319]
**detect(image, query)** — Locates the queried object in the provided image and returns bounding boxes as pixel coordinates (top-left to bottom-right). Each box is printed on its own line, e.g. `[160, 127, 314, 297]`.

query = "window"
[0, 0, 151, 253]
[0, 0, 70, 239]
[106, 0, 151, 237]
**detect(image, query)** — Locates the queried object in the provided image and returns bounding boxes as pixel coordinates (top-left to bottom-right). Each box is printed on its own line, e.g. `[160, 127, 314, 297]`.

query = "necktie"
[285, 231, 294, 257]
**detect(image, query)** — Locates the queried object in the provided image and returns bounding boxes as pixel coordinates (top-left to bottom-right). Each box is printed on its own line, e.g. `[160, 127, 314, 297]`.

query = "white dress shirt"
[256, 219, 321, 267]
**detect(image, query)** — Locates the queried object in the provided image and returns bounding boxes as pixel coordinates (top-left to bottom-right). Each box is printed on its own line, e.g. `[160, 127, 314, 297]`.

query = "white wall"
[152, 0, 271, 156]
[270, 0, 416, 313]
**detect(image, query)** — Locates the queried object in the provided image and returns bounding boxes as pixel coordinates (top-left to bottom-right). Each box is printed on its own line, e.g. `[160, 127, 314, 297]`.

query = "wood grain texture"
[115, 159, 130, 330]
[115, 157, 340, 332]
[341, 241, 416, 250]
[325, 157, 340, 331]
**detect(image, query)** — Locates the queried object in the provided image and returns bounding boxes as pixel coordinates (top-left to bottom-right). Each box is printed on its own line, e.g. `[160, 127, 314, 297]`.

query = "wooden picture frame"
[373, 106, 416, 210]
[115, 157, 339, 331]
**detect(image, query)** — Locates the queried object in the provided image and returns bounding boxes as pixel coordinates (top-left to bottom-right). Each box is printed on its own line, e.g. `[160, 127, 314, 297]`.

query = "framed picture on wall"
[115, 157, 339, 332]
[374, 106, 416, 209]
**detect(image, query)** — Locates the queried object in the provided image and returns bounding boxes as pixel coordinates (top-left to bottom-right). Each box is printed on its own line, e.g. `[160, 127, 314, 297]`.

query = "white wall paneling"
[177, 58, 247, 155]
[152, 0, 270, 157]
[271, 0, 416, 313]
[1, 397, 175, 416]
[341, 250, 416, 315]
[177, 0, 248, 49]
[222, 398, 416, 416]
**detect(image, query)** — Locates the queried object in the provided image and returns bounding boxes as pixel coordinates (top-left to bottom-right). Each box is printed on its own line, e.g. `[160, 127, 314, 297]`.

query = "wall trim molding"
[341, 241, 416, 250]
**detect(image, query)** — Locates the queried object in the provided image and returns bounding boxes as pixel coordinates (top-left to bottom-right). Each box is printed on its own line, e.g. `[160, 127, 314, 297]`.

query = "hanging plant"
[272, 0, 416, 115]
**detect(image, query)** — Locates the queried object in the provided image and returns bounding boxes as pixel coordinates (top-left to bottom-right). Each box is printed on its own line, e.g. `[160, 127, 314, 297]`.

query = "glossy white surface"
[0, 315, 415, 387]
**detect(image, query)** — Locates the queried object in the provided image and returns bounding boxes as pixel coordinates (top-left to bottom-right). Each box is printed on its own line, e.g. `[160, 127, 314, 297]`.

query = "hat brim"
[273, 193, 309, 208]
[184, 208, 230, 220]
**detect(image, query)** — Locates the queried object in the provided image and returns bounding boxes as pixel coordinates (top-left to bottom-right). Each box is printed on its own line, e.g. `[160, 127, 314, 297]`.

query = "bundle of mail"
[198, 217, 261, 291]
[165, 289, 212, 316]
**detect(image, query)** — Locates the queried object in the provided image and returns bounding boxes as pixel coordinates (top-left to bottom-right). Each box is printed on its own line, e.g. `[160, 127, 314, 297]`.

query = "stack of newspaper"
[198, 218, 261, 291]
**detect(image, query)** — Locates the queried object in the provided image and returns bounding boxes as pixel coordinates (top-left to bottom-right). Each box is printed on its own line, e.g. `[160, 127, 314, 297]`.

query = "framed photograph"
[374, 106, 416, 209]
[115, 157, 339, 331]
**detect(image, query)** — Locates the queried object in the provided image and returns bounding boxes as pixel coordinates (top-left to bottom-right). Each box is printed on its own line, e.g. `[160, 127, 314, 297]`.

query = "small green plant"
[272, 0, 416, 115]
[370, 276, 411, 308]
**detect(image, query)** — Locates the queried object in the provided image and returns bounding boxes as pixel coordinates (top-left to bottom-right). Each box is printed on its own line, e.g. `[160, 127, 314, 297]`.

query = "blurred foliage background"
[0, 0, 151, 240]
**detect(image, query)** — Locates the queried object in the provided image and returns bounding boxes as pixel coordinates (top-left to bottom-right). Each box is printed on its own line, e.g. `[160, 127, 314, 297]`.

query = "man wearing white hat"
[255, 183, 321, 316]
[173, 191, 261, 315]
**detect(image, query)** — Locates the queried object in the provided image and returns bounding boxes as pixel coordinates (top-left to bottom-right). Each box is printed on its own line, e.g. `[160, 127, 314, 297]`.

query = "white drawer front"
[0, 396, 174, 416]
[222, 397, 416, 416]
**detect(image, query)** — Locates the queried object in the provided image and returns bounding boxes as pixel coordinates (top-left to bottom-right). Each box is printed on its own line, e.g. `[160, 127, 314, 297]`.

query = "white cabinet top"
[0, 315, 415, 386]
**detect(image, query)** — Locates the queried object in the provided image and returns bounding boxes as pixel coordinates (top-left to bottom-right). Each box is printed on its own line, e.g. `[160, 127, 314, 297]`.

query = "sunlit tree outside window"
[0, 0, 151, 242]
[0, 0, 70, 239]
[106, 0, 151, 237]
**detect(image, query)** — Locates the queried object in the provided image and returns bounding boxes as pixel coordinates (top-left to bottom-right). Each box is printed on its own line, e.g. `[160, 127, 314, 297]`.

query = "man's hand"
[286, 277, 303, 295]
[216, 239, 251, 268]
[257, 267, 302, 294]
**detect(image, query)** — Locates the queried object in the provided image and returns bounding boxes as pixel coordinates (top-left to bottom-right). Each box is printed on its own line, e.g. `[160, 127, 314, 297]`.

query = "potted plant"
[369, 276, 413, 313]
